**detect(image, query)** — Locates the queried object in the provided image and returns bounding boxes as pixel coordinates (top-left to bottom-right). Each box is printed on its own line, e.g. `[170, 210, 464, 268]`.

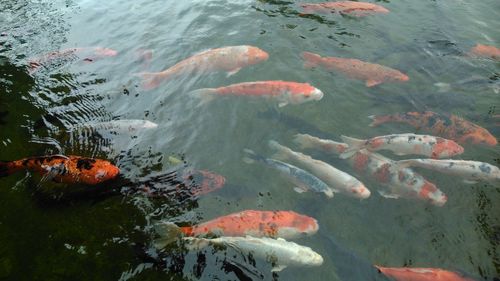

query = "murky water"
[0, 0, 499, 280]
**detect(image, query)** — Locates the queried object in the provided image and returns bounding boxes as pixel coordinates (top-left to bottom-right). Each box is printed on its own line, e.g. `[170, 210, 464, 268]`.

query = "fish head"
[246, 46, 269, 65]
[431, 139, 464, 158]
[94, 47, 118, 57]
[393, 72, 409, 83]
[142, 120, 159, 129]
[91, 160, 121, 184]
[419, 180, 447, 206]
[463, 131, 497, 146]
[289, 85, 324, 104]
[374, 5, 390, 13]
[188, 170, 226, 196]
[293, 247, 324, 267]
[292, 214, 319, 235]
[349, 183, 371, 199]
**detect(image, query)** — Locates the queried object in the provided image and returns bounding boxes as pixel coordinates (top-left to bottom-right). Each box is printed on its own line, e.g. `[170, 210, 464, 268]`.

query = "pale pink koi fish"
[138, 45, 269, 90]
[302, 51, 409, 87]
[300, 1, 389, 17]
[192, 80, 323, 107]
[468, 44, 500, 61]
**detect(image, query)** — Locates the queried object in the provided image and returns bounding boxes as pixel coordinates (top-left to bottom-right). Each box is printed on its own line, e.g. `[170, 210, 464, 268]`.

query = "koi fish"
[376, 266, 477, 281]
[191, 80, 323, 107]
[469, 44, 500, 61]
[243, 149, 334, 197]
[0, 155, 120, 185]
[268, 140, 371, 199]
[369, 111, 497, 146]
[153, 210, 318, 246]
[293, 134, 447, 206]
[300, 1, 389, 16]
[138, 45, 269, 90]
[71, 119, 158, 134]
[396, 159, 500, 184]
[180, 236, 323, 272]
[28, 47, 118, 73]
[302, 51, 409, 87]
[340, 134, 464, 159]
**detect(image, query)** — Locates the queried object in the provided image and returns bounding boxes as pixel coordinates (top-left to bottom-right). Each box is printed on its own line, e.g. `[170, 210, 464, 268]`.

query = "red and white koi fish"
[376, 266, 477, 281]
[153, 210, 318, 247]
[340, 134, 464, 159]
[302, 51, 409, 87]
[369, 111, 497, 146]
[396, 159, 500, 184]
[0, 155, 120, 185]
[28, 47, 118, 74]
[301, 1, 389, 16]
[294, 134, 447, 206]
[469, 44, 500, 61]
[138, 45, 269, 90]
[269, 140, 371, 199]
[192, 80, 323, 107]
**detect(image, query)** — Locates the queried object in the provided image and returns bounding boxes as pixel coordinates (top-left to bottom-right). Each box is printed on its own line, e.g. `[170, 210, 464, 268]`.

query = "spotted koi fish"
[340, 134, 464, 159]
[376, 266, 478, 281]
[369, 111, 497, 146]
[153, 210, 318, 247]
[192, 80, 323, 107]
[469, 43, 500, 61]
[243, 149, 334, 198]
[293, 134, 447, 206]
[269, 140, 371, 199]
[396, 159, 500, 184]
[0, 155, 120, 185]
[302, 51, 409, 87]
[138, 45, 269, 90]
[300, 1, 389, 17]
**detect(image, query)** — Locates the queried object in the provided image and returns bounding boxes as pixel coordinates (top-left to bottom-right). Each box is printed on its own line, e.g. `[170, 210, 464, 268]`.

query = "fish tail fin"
[434, 82, 451, 92]
[339, 135, 366, 159]
[135, 72, 167, 90]
[189, 88, 217, 106]
[242, 148, 261, 164]
[268, 140, 290, 161]
[368, 114, 390, 127]
[302, 52, 321, 69]
[153, 222, 184, 250]
[0, 161, 16, 177]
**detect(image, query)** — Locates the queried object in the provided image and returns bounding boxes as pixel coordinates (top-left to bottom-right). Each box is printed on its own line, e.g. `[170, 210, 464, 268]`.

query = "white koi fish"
[396, 159, 500, 184]
[181, 236, 323, 272]
[293, 134, 448, 206]
[71, 119, 158, 134]
[268, 140, 370, 199]
[340, 134, 464, 159]
[243, 149, 334, 198]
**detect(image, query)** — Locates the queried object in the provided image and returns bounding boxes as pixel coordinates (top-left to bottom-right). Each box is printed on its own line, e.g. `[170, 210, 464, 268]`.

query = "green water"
[0, 0, 499, 280]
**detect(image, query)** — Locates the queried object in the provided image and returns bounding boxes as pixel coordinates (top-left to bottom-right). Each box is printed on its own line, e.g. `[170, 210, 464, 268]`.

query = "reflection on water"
[1, 0, 499, 280]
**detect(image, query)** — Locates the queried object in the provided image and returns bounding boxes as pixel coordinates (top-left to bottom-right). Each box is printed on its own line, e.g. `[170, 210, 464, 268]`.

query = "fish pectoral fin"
[339, 150, 358, 159]
[378, 190, 400, 199]
[293, 186, 308, 193]
[278, 101, 288, 107]
[226, 67, 242, 77]
[271, 264, 287, 272]
[365, 79, 382, 87]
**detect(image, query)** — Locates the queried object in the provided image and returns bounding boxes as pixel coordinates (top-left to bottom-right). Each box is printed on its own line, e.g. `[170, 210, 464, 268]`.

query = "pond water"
[0, 0, 499, 280]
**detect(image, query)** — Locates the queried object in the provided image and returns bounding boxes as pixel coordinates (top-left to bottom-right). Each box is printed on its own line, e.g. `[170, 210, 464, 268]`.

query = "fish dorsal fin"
[366, 79, 382, 87]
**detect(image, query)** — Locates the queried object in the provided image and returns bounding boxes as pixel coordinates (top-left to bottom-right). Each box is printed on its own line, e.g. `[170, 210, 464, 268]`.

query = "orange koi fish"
[469, 44, 500, 61]
[0, 155, 120, 185]
[369, 111, 497, 146]
[153, 210, 318, 247]
[376, 266, 477, 281]
[192, 80, 323, 107]
[302, 52, 409, 87]
[28, 47, 118, 73]
[301, 1, 389, 16]
[138, 45, 269, 90]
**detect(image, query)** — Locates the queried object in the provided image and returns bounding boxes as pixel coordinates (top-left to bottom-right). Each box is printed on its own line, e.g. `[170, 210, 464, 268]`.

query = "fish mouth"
[313, 88, 324, 100]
